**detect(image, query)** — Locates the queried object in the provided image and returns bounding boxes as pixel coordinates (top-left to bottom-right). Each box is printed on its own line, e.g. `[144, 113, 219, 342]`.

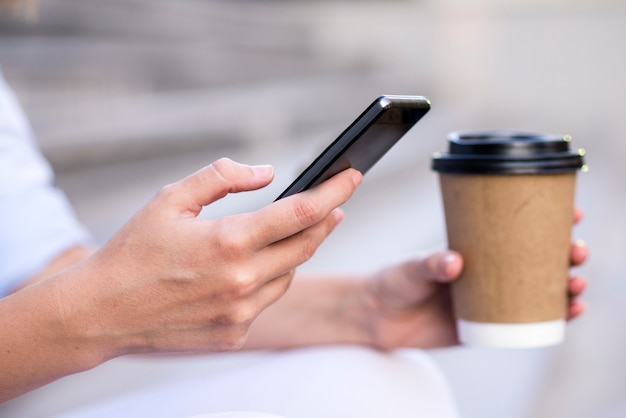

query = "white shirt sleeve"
[0, 71, 92, 297]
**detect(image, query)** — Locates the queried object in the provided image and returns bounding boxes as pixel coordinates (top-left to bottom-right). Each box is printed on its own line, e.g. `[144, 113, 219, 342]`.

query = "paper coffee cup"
[432, 131, 586, 348]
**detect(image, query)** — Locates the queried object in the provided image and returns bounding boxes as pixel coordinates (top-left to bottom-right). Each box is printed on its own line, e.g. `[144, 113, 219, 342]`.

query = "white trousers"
[36, 346, 459, 418]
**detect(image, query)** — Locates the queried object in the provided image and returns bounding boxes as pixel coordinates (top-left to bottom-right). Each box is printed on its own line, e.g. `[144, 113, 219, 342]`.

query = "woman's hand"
[362, 209, 588, 350]
[49, 159, 362, 356]
[1, 158, 363, 402]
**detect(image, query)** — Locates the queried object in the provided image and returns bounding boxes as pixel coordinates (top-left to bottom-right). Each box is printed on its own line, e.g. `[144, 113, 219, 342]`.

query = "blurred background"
[1, 0, 625, 417]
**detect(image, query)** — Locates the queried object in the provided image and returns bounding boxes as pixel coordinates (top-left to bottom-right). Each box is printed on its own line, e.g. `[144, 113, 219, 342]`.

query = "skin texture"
[0, 159, 588, 403]
[0, 159, 361, 402]
[245, 240, 587, 351]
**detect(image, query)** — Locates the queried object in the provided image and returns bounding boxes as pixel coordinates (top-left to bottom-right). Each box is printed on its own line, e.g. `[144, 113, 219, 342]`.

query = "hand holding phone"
[276, 95, 430, 200]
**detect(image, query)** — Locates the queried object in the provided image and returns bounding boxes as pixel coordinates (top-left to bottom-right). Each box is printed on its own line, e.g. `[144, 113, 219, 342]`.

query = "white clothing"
[0, 74, 458, 418]
[42, 347, 458, 418]
[0, 72, 91, 296]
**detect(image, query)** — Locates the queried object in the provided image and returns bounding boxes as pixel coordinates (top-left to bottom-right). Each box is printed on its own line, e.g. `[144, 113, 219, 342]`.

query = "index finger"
[248, 168, 362, 246]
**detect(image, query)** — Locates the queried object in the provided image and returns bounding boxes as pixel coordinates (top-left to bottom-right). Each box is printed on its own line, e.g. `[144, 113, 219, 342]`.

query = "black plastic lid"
[431, 130, 586, 174]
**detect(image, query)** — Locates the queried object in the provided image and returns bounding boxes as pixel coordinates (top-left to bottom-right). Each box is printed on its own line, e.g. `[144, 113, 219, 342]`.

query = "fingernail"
[333, 208, 345, 225]
[252, 165, 274, 179]
[441, 253, 460, 278]
[575, 239, 587, 249]
[350, 170, 363, 187]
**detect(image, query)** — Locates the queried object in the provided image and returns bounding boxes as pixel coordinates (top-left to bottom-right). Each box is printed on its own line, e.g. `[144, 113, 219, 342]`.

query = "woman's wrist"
[0, 267, 115, 401]
[244, 273, 380, 350]
[312, 276, 376, 347]
[41, 264, 120, 369]
[343, 272, 399, 350]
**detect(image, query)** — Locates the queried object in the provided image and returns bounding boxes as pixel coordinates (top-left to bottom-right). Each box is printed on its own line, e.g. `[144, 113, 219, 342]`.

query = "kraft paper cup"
[432, 131, 586, 348]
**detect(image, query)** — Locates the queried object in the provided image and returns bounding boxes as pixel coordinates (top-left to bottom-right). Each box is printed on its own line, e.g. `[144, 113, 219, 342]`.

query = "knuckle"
[231, 330, 250, 350]
[293, 196, 322, 226]
[229, 269, 260, 297]
[215, 326, 250, 352]
[210, 158, 237, 182]
[155, 183, 177, 203]
[196, 158, 237, 197]
[229, 302, 258, 326]
[210, 157, 235, 178]
[225, 335, 248, 351]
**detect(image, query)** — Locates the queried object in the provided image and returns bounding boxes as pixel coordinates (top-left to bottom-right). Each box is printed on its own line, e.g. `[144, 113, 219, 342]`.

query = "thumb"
[373, 250, 464, 310]
[414, 250, 464, 283]
[159, 158, 274, 216]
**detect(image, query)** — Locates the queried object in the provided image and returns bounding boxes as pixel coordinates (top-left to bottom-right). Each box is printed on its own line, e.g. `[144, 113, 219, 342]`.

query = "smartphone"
[275, 95, 431, 200]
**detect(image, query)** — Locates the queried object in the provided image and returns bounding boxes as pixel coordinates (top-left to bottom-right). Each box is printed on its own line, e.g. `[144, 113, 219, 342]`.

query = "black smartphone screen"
[275, 95, 430, 200]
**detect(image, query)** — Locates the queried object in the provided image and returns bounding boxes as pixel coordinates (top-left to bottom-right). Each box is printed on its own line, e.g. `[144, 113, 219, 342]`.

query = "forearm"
[0, 267, 113, 403]
[11, 245, 94, 293]
[1, 245, 111, 402]
[243, 273, 377, 350]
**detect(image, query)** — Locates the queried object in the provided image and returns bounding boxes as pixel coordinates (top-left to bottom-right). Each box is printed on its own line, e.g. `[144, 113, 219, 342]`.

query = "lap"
[37, 346, 458, 418]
